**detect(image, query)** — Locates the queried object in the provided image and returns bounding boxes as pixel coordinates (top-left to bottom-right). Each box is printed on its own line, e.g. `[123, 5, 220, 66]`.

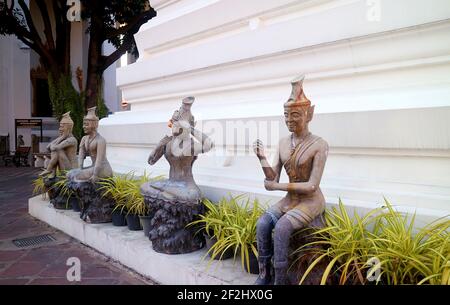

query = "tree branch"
[17, 0, 51, 62]
[105, 8, 156, 40]
[35, 0, 55, 50]
[100, 35, 133, 71]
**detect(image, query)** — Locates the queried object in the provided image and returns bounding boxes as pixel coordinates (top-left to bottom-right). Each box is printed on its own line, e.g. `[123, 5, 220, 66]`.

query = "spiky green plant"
[52, 170, 74, 209]
[293, 198, 450, 285]
[97, 171, 163, 216]
[32, 176, 47, 199]
[189, 194, 266, 272]
[294, 198, 383, 285]
[369, 201, 450, 285]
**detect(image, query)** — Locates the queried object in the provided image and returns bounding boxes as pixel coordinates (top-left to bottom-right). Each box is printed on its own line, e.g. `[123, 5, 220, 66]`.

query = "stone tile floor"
[0, 166, 156, 285]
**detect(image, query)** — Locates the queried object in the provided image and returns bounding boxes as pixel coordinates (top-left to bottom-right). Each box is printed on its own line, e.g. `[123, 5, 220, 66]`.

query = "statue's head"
[83, 107, 99, 135]
[169, 97, 195, 138]
[59, 111, 74, 136]
[283, 75, 314, 134]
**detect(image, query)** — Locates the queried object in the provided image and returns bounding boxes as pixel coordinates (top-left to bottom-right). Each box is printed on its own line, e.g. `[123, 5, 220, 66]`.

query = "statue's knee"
[256, 213, 273, 235]
[274, 217, 294, 239]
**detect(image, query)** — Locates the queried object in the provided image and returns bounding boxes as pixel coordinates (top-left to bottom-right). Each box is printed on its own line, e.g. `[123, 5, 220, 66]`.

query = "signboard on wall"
[15, 119, 43, 149]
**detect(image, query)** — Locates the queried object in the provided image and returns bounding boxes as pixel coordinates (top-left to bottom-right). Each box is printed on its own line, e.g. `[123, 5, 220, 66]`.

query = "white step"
[28, 195, 257, 285]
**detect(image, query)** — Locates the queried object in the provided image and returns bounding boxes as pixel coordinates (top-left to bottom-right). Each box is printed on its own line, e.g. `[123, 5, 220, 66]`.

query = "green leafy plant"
[98, 171, 163, 216]
[48, 73, 86, 142]
[294, 198, 450, 285]
[53, 170, 74, 209]
[32, 176, 47, 199]
[189, 194, 266, 272]
[370, 202, 450, 285]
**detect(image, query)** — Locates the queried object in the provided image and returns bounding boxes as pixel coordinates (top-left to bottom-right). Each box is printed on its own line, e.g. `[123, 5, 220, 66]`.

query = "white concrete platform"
[28, 195, 257, 285]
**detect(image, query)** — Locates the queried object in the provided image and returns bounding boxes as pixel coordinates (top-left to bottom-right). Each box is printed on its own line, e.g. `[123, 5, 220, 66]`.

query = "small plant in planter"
[189, 194, 266, 273]
[98, 171, 163, 231]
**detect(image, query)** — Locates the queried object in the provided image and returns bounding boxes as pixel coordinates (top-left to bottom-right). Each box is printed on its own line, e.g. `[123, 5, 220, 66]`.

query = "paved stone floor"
[0, 166, 156, 285]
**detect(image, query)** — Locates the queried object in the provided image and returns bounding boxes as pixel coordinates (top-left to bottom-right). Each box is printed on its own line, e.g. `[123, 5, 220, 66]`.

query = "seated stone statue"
[253, 75, 329, 285]
[68, 107, 112, 182]
[141, 96, 214, 254]
[39, 112, 78, 177]
[68, 107, 114, 223]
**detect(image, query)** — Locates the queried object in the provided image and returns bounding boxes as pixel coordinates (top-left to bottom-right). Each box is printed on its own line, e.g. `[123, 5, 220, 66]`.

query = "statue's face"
[284, 107, 308, 134]
[83, 119, 97, 135]
[59, 123, 71, 136]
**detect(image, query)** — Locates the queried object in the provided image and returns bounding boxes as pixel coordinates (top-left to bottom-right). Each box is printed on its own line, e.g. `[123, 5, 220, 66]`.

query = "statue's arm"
[78, 137, 86, 169]
[52, 137, 77, 151]
[254, 139, 279, 181]
[47, 136, 60, 151]
[191, 128, 214, 155]
[270, 142, 328, 194]
[92, 138, 107, 179]
[148, 136, 171, 165]
[272, 149, 283, 183]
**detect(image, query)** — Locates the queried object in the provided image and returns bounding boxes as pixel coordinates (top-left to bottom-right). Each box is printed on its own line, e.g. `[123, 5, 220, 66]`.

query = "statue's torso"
[277, 133, 327, 215]
[165, 139, 197, 183]
[82, 134, 107, 164]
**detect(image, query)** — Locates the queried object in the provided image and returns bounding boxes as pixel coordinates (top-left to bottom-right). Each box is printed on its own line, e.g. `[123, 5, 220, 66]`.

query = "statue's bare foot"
[39, 169, 52, 177]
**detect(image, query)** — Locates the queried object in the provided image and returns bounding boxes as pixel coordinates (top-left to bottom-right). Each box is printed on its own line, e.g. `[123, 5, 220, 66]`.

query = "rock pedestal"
[143, 194, 205, 254]
[68, 180, 113, 223]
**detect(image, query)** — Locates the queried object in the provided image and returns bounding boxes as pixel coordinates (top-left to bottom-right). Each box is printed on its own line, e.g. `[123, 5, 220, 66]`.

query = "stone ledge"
[28, 195, 257, 285]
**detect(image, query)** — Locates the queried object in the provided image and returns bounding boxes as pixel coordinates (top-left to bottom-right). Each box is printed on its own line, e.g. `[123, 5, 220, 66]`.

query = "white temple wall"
[99, 0, 450, 223]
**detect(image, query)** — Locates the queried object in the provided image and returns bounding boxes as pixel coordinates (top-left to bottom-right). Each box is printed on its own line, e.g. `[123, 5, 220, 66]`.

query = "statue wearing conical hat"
[39, 111, 78, 177]
[141, 96, 214, 254]
[66, 107, 114, 223]
[69, 107, 113, 182]
[253, 75, 329, 285]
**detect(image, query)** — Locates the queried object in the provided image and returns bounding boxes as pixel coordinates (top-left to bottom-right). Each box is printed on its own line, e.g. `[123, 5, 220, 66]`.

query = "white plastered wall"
[99, 0, 450, 225]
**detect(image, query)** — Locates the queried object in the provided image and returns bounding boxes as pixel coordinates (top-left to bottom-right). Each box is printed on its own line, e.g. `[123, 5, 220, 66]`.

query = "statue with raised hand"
[141, 96, 214, 254]
[253, 75, 329, 285]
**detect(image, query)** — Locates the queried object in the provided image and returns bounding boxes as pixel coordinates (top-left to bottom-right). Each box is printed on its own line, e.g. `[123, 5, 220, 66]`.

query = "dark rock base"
[143, 196, 205, 254]
[68, 180, 113, 224]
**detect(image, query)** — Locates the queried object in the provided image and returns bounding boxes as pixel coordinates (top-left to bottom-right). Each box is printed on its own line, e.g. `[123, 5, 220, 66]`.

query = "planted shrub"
[293, 198, 450, 285]
[32, 176, 47, 199]
[189, 194, 266, 272]
[98, 171, 163, 216]
[52, 170, 75, 209]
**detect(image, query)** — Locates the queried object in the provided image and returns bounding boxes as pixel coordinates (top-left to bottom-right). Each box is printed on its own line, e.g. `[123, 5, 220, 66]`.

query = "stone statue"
[69, 107, 113, 182]
[18, 135, 25, 147]
[253, 75, 329, 285]
[141, 96, 214, 254]
[39, 112, 78, 210]
[39, 112, 78, 178]
[68, 107, 114, 223]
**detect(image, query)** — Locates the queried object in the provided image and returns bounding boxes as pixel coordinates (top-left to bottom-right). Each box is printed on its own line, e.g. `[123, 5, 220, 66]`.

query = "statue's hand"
[264, 179, 278, 191]
[253, 139, 266, 159]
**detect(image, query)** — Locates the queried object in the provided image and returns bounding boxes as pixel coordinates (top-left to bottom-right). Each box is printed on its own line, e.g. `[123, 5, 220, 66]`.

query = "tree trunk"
[85, 29, 104, 109]
[85, 69, 102, 109]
